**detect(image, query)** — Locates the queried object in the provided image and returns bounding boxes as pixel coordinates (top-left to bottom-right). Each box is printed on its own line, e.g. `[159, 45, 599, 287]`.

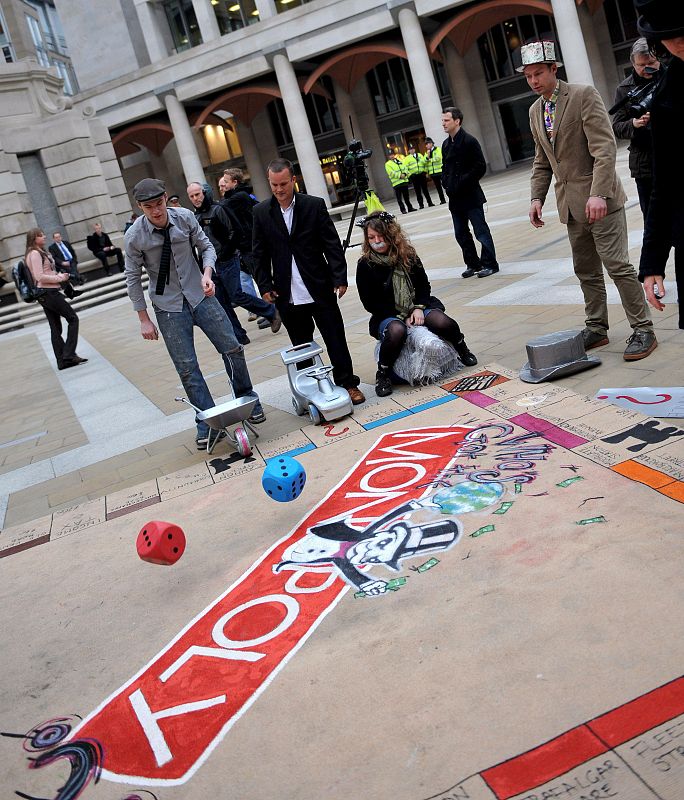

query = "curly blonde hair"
[360, 212, 417, 268]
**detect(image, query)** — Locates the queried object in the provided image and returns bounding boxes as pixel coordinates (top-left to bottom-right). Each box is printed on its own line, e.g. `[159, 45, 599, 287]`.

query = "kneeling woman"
[356, 211, 477, 397]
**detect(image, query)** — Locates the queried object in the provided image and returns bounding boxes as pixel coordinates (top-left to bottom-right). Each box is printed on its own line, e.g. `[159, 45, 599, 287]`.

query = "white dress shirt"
[281, 196, 314, 305]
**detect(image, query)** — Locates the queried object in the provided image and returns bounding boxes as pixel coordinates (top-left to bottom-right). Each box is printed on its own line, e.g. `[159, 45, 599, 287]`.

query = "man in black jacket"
[635, 0, 684, 329]
[253, 158, 365, 405]
[86, 223, 124, 275]
[187, 182, 280, 344]
[49, 231, 84, 284]
[611, 38, 661, 221]
[441, 107, 499, 279]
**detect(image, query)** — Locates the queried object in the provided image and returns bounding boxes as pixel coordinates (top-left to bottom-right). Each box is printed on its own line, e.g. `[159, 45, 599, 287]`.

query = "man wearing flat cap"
[125, 178, 265, 450]
[522, 40, 657, 362]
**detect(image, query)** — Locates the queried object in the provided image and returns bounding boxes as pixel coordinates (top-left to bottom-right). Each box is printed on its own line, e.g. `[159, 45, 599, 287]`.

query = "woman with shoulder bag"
[25, 228, 87, 370]
[356, 211, 477, 397]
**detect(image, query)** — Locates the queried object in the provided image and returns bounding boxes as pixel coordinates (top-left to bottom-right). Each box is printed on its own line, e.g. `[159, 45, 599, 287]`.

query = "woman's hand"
[406, 308, 424, 326]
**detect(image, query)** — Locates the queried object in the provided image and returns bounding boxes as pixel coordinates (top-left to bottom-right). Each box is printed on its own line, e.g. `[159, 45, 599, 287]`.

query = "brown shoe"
[582, 328, 609, 350]
[623, 330, 657, 361]
[347, 387, 366, 405]
[270, 309, 282, 333]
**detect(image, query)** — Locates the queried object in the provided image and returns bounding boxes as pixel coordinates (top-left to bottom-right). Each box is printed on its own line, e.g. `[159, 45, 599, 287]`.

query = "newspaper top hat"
[378, 519, 461, 571]
[519, 330, 601, 384]
[516, 40, 563, 72]
[635, 0, 684, 38]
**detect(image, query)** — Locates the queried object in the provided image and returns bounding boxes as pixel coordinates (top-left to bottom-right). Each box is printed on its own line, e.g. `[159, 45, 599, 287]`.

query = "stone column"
[550, 0, 594, 86]
[349, 78, 393, 199]
[163, 92, 206, 185]
[577, 2, 618, 107]
[255, 0, 277, 19]
[133, 0, 168, 62]
[463, 45, 507, 171]
[191, 0, 221, 43]
[396, 6, 444, 143]
[443, 43, 486, 156]
[236, 120, 270, 200]
[271, 51, 330, 205]
[332, 80, 359, 144]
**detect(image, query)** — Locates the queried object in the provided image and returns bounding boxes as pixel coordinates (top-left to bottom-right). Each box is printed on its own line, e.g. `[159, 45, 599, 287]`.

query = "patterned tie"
[154, 225, 171, 295]
[59, 242, 71, 261]
[544, 99, 556, 140]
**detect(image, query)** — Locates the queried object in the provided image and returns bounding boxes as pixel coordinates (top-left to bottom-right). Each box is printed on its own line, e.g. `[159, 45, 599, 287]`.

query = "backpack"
[12, 259, 45, 303]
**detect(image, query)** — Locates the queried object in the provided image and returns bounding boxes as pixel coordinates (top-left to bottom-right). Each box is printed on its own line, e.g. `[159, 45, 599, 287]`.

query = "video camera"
[609, 65, 664, 118]
[342, 138, 373, 193]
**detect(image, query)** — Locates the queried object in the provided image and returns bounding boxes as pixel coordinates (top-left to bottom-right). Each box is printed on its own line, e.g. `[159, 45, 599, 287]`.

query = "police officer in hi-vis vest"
[385, 151, 415, 214]
[403, 144, 434, 209]
[423, 138, 446, 204]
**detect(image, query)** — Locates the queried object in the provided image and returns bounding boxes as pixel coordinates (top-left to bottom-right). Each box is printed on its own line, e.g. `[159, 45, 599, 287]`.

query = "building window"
[0, 8, 15, 62]
[24, 1, 69, 55]
[163, 0, 201, 52]
[213, 0, 259, 33]
[276, 0, 311, 12]
[305, 76, 340, 136]
[478, 15, 559, 83]
[603, 0, 639, 46]
[26, 14, 50, 66]
[51, 58, 78, 95]
[366, 57, 417, 116]
[268, 99, 293, 147]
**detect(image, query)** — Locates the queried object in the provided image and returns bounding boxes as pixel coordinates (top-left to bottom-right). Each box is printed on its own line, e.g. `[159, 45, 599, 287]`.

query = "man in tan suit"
[522, 41, 656, 361]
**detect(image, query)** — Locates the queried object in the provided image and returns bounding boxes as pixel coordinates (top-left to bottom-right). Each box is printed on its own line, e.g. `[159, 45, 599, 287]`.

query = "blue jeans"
[449, 204, 498, 270]
[217, 254, 275, 320]
[240, 269, 259, 299]
[154, 296, 262, 438]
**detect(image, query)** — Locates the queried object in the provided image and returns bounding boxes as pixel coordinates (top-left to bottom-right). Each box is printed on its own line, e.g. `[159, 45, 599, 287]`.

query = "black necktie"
[154, 225, 171, 295]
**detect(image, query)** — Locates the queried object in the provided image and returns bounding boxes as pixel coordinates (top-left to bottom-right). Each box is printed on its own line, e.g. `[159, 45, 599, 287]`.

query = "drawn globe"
[433, 480, 504, 514]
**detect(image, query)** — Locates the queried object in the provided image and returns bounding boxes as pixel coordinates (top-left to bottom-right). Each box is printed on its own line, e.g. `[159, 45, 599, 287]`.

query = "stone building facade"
[0, 0, 642, 293]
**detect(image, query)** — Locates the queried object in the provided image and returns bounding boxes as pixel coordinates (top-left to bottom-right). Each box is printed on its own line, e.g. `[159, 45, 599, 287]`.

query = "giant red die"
[136, 521, 186, 565]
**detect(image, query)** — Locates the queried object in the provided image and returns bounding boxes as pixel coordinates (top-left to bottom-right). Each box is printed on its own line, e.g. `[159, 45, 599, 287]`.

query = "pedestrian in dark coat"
[611, 37, 662, 220]
[441, 107, 499, 278]
[252, 158, 364, 404]
[635, 0, 684, 328]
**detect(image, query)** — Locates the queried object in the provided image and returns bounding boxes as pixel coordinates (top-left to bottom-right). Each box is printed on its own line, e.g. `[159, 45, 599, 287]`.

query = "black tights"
[378, 310, 463, 367]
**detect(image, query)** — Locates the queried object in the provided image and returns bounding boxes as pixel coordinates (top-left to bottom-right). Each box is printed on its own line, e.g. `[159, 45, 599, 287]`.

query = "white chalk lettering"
[129, 689, 226, 767]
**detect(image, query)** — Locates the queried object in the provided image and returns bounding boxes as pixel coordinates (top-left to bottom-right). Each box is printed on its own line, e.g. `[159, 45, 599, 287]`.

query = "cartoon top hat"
[382, 519, 462, 571]
[519, 330, 601, 384]
[516, 40, 563, 72]
[635, 0, 684, 39]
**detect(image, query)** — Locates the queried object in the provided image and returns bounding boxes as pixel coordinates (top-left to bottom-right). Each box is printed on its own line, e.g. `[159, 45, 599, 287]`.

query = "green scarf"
[367, 250, 415, 318]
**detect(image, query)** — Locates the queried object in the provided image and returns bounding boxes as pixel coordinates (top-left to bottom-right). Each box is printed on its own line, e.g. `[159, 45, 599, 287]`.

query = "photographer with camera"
[611, 38, 661, 221]
[635, 0, 684, 329]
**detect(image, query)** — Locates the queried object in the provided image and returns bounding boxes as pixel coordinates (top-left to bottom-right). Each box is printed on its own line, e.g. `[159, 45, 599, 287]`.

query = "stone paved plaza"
[0, 146, 681, 532]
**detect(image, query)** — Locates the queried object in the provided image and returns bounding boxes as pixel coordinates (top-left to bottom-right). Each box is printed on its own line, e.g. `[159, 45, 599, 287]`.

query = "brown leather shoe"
[347, 387, 366, 405]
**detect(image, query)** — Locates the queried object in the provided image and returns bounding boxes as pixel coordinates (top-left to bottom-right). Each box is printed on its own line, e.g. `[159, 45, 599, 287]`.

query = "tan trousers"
[566, 207, 652, 334]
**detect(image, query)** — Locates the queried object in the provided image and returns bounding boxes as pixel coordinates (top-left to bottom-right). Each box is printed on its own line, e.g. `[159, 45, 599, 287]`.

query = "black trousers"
[393, 184, 413, 213]
[428, 173, 446, 203]
[635, 177, 653, 222]
[38, 289, 79, 365]
[279, 298, 360, 389]
[95, 248, 124, 274]
[410, 174, 434, 207]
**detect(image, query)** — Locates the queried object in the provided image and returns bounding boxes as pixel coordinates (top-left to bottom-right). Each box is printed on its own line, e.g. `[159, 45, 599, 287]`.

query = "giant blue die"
[262, 456, 306, 502]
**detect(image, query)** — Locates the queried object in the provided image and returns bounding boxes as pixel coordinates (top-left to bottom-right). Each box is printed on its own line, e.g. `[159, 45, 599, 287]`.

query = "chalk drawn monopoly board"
[0, 365, 682, 800]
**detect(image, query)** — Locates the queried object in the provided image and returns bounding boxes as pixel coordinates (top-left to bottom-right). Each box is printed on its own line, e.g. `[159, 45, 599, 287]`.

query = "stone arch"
[112, 122, 174, 158]
[429, 0, 554, 56]
[302, 41, 410, 95]
[193, 84, 282, 128]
